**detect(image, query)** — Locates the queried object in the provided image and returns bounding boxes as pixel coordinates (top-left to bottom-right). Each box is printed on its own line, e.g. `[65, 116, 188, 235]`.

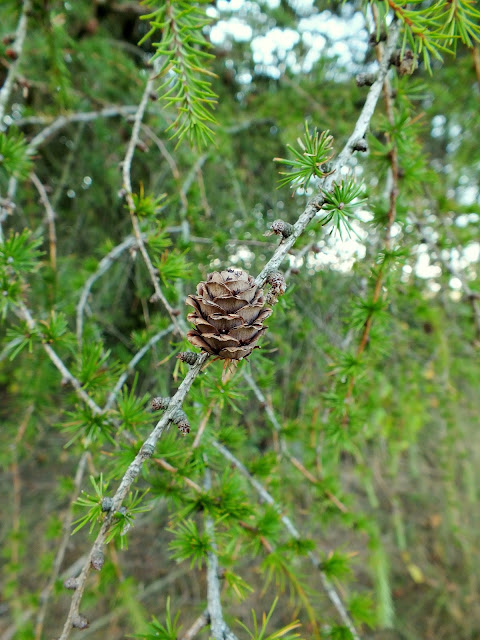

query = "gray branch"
[57, 353, 208, 640]
[0, 0, 32, 122]
[76, 235, 139, 348]
[212, 440, 360, 640]
[255, 19, 400, 288]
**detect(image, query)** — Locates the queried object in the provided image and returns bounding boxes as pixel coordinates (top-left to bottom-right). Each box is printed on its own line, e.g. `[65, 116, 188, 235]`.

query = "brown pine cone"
[185, 268, 272, 360]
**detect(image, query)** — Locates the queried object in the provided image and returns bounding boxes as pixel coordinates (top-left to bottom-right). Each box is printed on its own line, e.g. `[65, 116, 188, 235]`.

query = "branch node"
[63, 577, 79, 590]
[170, 407, 191, 435]
[390, 49, 416, 75]
[91, 551, 105, 571]
[72, 614, 89, 629]
[265, 271, 287, 305]
[356, 72, 378, 87]
[101, 497, 114, 512]
[265, 219, 294, 240]
[177, 351, 200, 365]
[141, 442, 155, 458]
[152, 396, 171, 411]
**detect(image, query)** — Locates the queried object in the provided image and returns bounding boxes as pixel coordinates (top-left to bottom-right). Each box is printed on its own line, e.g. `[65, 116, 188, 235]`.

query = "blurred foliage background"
[0, 1, 479, 639]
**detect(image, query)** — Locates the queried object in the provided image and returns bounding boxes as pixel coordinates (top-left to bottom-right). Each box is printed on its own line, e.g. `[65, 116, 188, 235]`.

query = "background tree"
[0, 1, 479, 640]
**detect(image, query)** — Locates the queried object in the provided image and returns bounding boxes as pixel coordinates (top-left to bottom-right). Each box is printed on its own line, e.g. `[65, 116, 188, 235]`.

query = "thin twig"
[121, 65, 183, 334]
[76, 235, 139, 348]
[16, 303, 103, 416]
[243, 369, 348, 512]
[34, 453, 89, 640]
[204, 462, 239, 640]
[74, 566, 191, 638]
[30, 173, 57, 271]
[25, 106, 140, 152]
[103, 326, 175, 411]
[0, 0, 32, 122]
[181, 609, 210, 640]
[211, 440, 360, 640]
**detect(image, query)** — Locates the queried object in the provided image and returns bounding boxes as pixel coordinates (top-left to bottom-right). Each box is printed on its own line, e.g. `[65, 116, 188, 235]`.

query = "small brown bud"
[390, 49, 416, 76]
[2, 35, 15, 46]
[270, 219, 294, 239]
[177, 351, 200, 365]
[141, 442, 155, 458]
[5, 48, 18, 61]
[72, 614, 89, 629]
[266, 271, 286, 303]
[177, 419, 190, 435]
[171, 308, 181, 316]
[91, 551, 105, 571]
[170, 407, 191, 435]
[290, 267, 300, 275]
[135, 140, 148, 153]
[152, 396, 170, 411]
[64, 577, 79, 590]
[312, 244, 321, 254]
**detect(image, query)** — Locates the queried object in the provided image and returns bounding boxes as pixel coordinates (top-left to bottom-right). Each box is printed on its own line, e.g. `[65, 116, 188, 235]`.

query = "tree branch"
[255, 19, 400, 289]
[0, 0, 32, 122]
[211, 440, 360, 640]
[57, 352, 208, 640]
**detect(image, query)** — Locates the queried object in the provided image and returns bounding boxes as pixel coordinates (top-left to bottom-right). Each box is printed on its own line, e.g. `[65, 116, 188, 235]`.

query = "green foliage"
[0, 130, 33, 180]
[73, 475, 150, 548]
[376, 0, 480, 72]
[321, 551, 354, 580]
[320, 179, 367, 238]
[2, 1, 480, 639]
[138, 598, 181, 640]
[236, 598, 303, 640]
[274, 123, 334, 190]
[140, 0, 218, 148]
[168, 519, 212, 568]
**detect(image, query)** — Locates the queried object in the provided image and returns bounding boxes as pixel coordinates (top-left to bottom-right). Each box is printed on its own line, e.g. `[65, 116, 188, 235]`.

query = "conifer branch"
[255, 19, 401, 288]
[345, 9, 401, 402]
[76, 235, 140, 348]
[30, 173, 57, 272]
[211, 440, 361, 640]
[204, 463, 239, 640]
[57, 353, 208, 640]
[140, 0, 218, 148]
[103, 326, 175, 411]
[51, 18, 398, 638]
[122, 63, 184, 335]
[24, 106, 141, 152]
[243, 369, 349, 513]
[0, 0, 32, 122]
[16, 303, 103, 416]
[34, 453, 89, 640]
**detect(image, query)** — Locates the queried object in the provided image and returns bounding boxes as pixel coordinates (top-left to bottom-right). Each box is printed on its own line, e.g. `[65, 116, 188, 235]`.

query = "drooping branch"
[53, 18, 402, 638]
[0, 0, 32, 122]
[255, 19, 400, 289]
[121, 63, 184, 334]
[211, 440, 360, 640]
[76, 235, 139, 348]
[30, 173, 57, 272]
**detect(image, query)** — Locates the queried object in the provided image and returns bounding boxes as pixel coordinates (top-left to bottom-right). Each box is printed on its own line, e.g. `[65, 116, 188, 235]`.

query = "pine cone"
[186, 268, 272, 360]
